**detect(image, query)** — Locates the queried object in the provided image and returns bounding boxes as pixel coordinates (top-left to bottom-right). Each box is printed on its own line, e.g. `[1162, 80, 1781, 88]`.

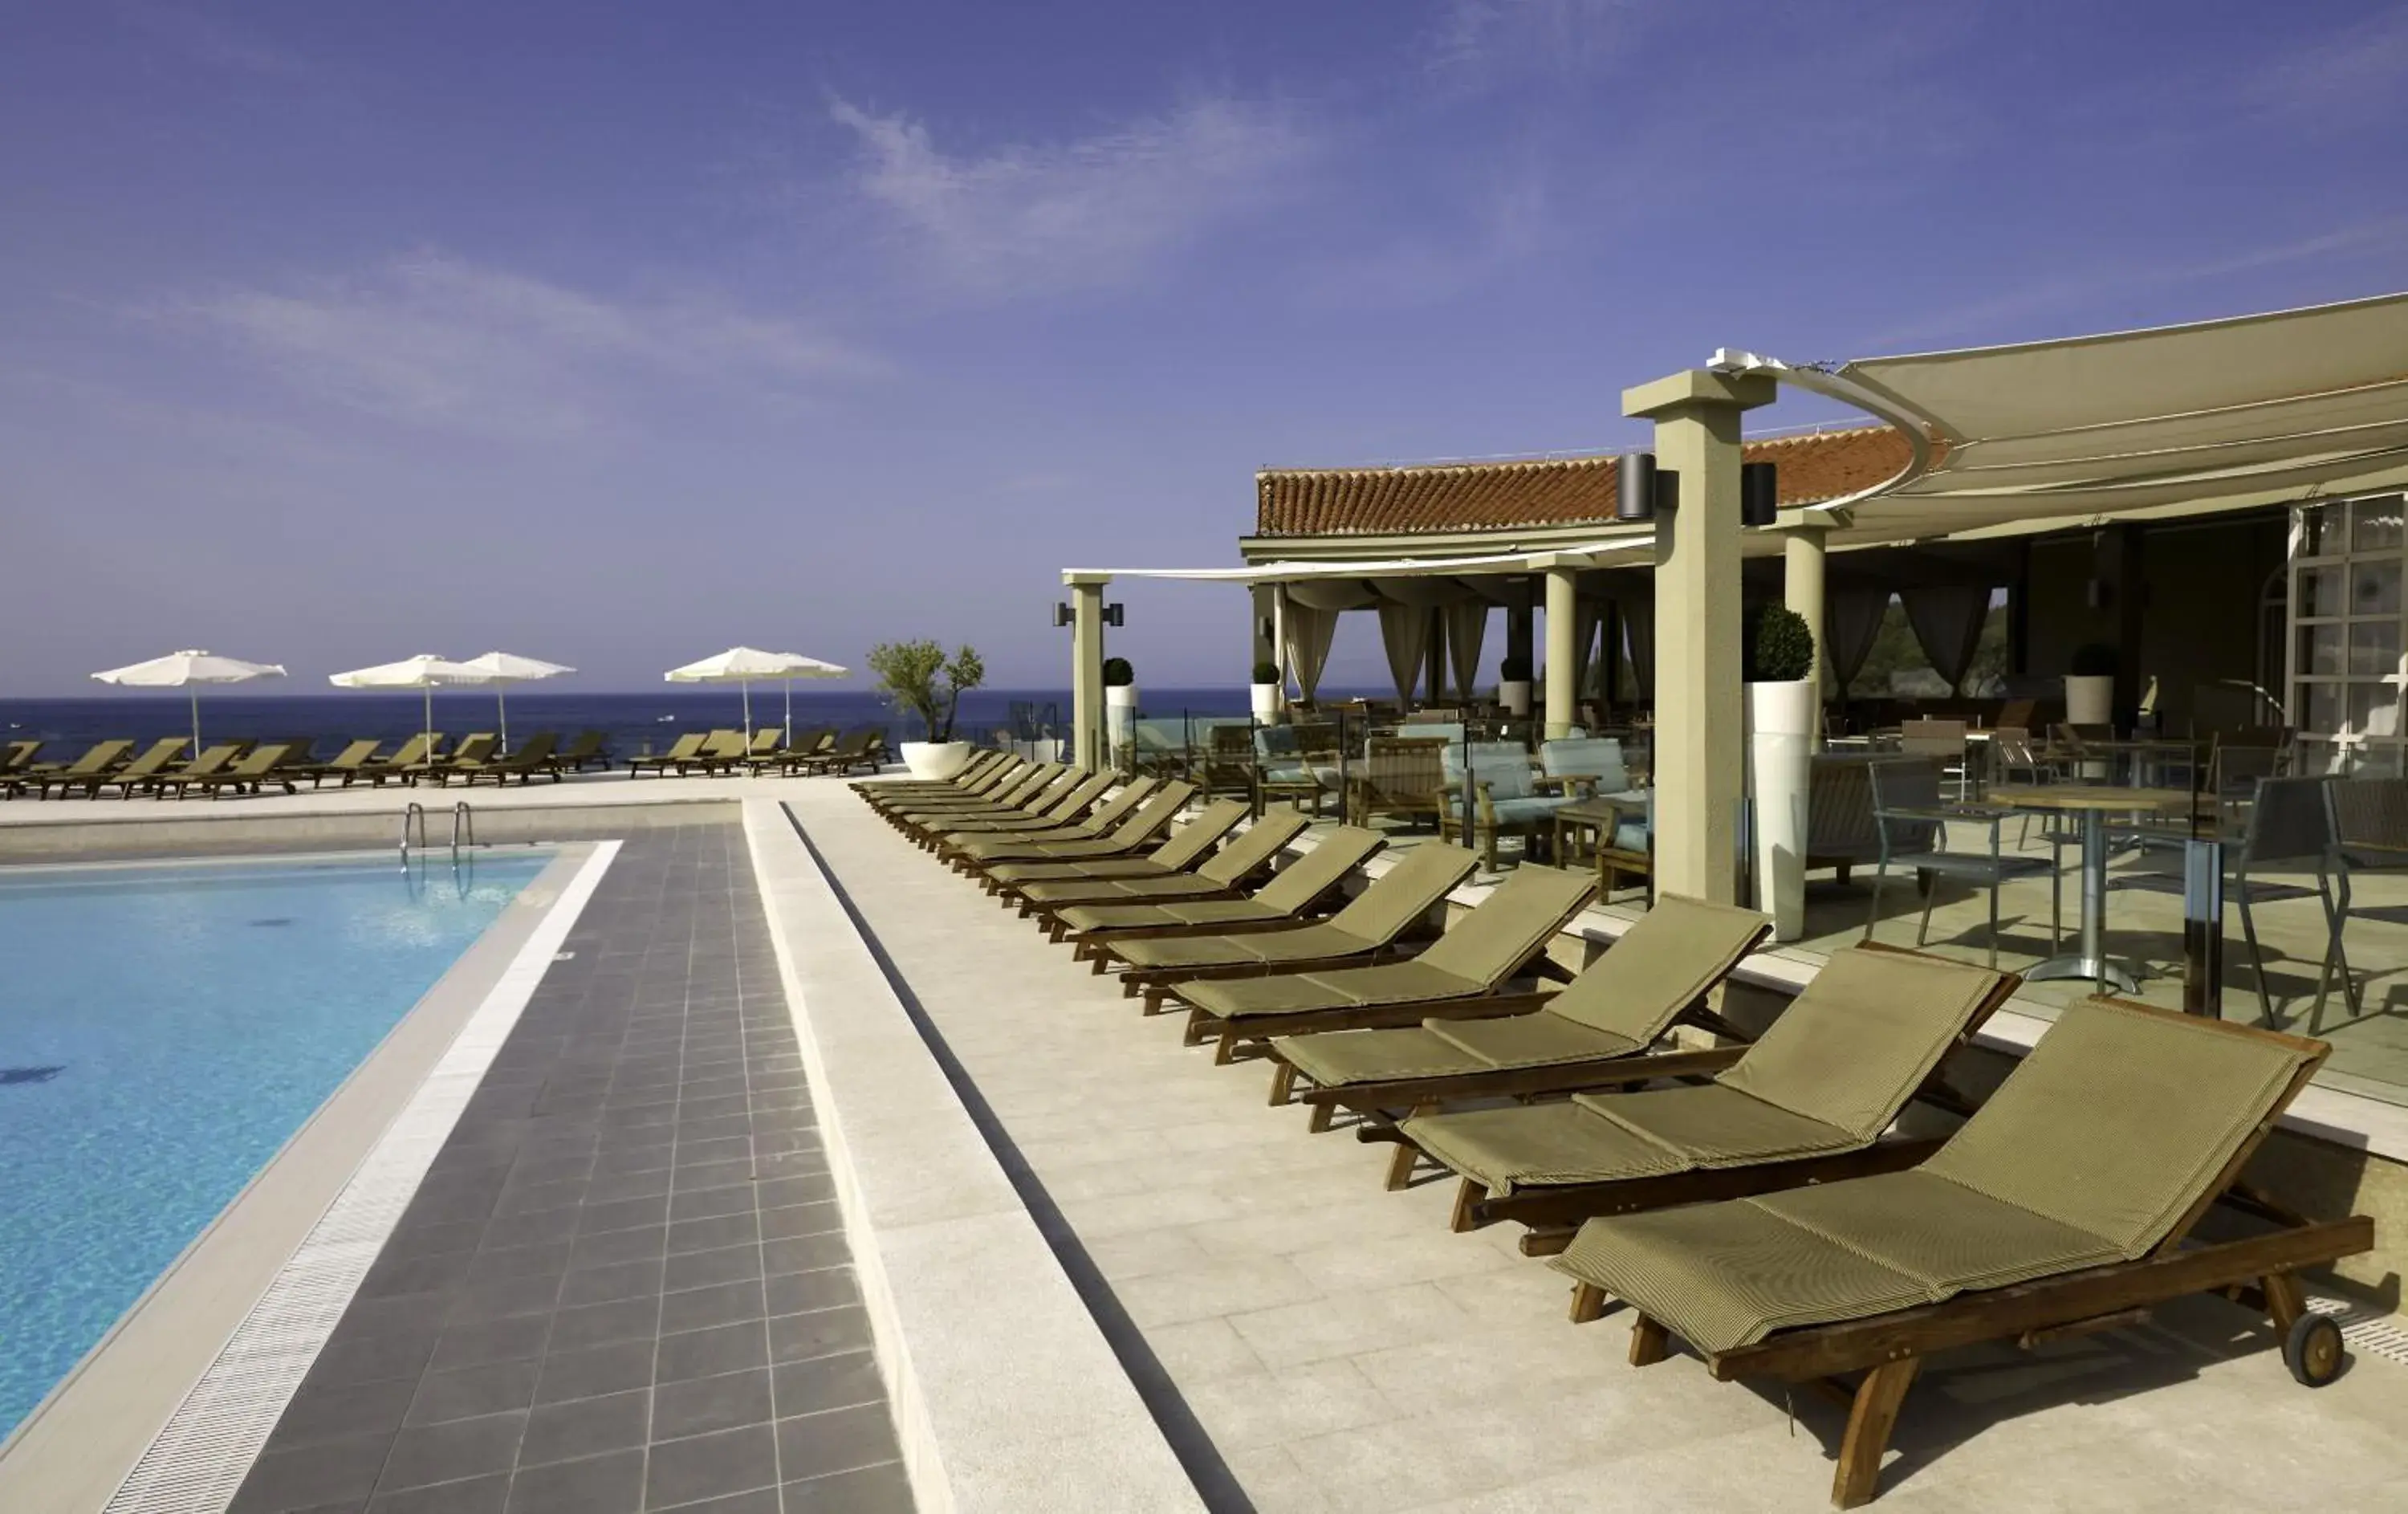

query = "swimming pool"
[0, 852, 552, 1441]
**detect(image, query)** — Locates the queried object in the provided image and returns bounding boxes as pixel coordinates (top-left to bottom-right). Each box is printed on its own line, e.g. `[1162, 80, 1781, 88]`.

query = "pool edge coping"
[0, 843, 615, 1514]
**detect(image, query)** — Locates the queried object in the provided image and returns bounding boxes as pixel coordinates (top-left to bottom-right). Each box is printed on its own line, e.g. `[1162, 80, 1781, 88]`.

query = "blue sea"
[0, 688, 1294, 760]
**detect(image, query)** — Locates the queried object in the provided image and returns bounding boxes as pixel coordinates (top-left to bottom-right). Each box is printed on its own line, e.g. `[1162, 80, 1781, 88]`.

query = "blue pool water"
[0, 851, 551, 1439]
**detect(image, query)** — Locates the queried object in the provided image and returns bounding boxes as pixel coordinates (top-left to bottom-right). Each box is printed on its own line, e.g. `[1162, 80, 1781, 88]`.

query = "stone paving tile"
[224, 826, 912, 1514]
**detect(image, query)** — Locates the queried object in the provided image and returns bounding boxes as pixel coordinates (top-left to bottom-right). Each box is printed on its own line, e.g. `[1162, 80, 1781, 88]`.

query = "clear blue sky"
[6, 1, 2406, 694]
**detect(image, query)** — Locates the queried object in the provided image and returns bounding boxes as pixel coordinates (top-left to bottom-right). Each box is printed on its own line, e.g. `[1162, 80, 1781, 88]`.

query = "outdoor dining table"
[1993, 783, 2197, 993]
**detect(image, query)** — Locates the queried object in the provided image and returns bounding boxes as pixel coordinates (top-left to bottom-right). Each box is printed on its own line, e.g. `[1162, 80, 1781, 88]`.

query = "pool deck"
[9, 771, 2408, 1510]
[771, 782, 2408, 1513]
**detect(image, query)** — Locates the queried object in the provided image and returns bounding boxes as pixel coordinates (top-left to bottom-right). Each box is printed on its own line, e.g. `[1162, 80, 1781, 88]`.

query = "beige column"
[1783, 523, 1832, 745]
[1624, 370, 1777, 904]
[1542, 560, 1578, 739]
[1064, 572, 1108, 770]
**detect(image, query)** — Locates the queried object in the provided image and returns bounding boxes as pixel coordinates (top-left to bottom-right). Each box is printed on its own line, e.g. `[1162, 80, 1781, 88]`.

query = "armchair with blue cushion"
[1437, 741, 1586, 869]
[1253, 722, 1342, 815]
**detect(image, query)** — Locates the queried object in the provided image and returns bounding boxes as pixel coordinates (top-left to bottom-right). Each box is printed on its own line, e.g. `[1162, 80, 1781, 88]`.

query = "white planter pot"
[1251, 683, 1282, 724]
[1105, 683, 1138, 748]
[1500, 680, 1531, 717]
[2064, 674, 2114, 728]
[1747, 680, 1816, 942]
[899, 740, 971, 780]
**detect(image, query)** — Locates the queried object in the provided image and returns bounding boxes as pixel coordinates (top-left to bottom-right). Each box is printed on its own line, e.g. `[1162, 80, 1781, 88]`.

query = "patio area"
[776, 782, 2408, 1512]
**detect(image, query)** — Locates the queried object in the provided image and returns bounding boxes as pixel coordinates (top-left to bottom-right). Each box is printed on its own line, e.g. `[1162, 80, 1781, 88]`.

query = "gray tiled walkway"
[226, 826, 913, 1514]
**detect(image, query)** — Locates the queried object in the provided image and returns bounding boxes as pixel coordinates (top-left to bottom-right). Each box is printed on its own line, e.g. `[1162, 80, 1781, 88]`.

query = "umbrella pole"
[424, 684, 434, 763]
[784, 680, 793, 747]
[742, 681, 753, 743]
[498, 686, 510, 755]
[189, 689, 201, 759]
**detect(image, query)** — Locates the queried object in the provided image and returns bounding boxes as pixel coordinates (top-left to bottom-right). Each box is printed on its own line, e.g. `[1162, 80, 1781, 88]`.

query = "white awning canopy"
[1068, 534, 1655, 585]
[1718, 290, 2408, 541]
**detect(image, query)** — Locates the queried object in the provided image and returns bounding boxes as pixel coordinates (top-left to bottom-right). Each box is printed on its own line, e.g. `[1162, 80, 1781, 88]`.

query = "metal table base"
[2021, 807, 2146, 993]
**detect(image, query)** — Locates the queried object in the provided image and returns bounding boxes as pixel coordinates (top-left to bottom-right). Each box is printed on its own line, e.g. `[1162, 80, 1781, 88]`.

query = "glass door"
[2289, 493, 2406, 775]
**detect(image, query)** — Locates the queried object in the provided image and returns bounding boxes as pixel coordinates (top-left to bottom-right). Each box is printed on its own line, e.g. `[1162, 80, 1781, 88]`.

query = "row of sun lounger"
[852, 749, 2375, 1508]
[624, 726, 885, 779]
[0, 730, 619, 798]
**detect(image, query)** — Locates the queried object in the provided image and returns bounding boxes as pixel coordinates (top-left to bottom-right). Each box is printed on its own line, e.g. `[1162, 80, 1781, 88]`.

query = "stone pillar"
[1065, 572, 1108, 770]
[1250, 584, 1278, 673]
[1624, 369, 1778, 905]
[1543, 562, 1578, 739]
[1783, 523, 1832, 747]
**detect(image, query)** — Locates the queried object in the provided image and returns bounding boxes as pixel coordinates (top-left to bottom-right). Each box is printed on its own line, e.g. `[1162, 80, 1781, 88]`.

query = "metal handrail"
[400, 802, 428, 865]
[449, 801, 476, 860]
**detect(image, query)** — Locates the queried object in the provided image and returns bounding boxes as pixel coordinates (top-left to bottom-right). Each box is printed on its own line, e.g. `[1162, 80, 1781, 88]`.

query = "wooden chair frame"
[1584, 1011, 2367, 1509]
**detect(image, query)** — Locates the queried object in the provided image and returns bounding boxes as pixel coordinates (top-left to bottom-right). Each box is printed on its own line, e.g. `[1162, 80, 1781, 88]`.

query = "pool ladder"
[399, 801, 478, 865]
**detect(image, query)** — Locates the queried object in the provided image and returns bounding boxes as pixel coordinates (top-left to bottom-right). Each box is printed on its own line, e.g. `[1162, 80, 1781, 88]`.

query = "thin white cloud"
[116, 2, 315, 79]
[166, 254, 875, 439]
[2245, 9, 2408, 118]
[1425, 0, 1649, 84]
[828, 95, 1316, 296]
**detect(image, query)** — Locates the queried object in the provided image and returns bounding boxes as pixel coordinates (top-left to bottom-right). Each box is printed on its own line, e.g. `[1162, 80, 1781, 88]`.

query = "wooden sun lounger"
[1556, 998, 2372, 1508]
[1103, 843, 1483, 1015]
[952, 781, 1198, 876]
[1173, 865, 1599, 1064]
[360, 734, 442, 786]
[919, 772, 1117, 848]
[291, 739, 383, 788]
[938, 777, 1163, 866]
[39, 736, 186, 799]
[628, 732, 708, 776]
[803, 728, 885, 776]
[155, 742, 303, 799]
[458, 731, 567, 785]
[1021, 809, 1309, 926]
[1399, 947, 2019, 1247]
[1058, 824, 1385, 958]
[856, 748, 1017, 804]
[983, 797, 1248, 900]
[1267, 895, 1771, 1182]
[885, 764, 1072, 831]
[557, 731, 613, 771]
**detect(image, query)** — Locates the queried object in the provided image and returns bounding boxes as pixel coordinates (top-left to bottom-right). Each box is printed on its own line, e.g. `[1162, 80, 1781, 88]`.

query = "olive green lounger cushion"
[1181, 865, 1594, 1020]
[1110, 843, 1479, 972]
[932, 774, 1118, 837]
[986, 800, 1247, 885]
[1022, 812, 1312, 906]
[959, 783, 1194, 862]
[1402, 948, 2001, 1195]
[1055, 824, 1379, 933]
[1552, 996, 2321, 1353]
[1273, 895, 1767, 1089]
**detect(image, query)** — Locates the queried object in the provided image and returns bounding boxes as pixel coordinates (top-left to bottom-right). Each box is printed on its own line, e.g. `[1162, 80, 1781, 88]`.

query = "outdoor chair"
[1861, 759, 2057, 968]
[1539, 736, 1628, 794]
[1104, 841, 1482, 1016]
[412, 732, 499, 784]
[1255, 722, 1341, 815]
[957, 780, 1198, 873]
[627, 731, 708, 777]
[1898, 718, 1972, 800]
[941, 777, 1168, 865]
[1057, 825, 1389, 960]
[873, 755, 1047, 810]
[885, 763, 1073, 829]
[38, 736, 188, 800]
[1552, 998, 2368, 1508]
[22, 739, 134, 786]
[750, 726, 833, 775]
[1347, 735, 1447, 831]
[458, 731, 565, 786]
[1196, 724, 1258, 805]
[1437, 741, 1588, 869]
[291, 739, 383, 788]
[1397, 946, 2016, 1243]
[983, 797, 1249, 898]
[1270, 894, 1771, 1187]
[861, 747, 1015, 796]
[1024, 809, 1312, 929]
[680, 729, 750, 774]
[2314, 775, 2408, 1032]
[803, 727, 885, 776]
[1175, 864, 1598, 1064]
[557, 730, 612, 771]
[128, 743, 241, 797]
[921, 771, 1117, 848]
[154, 742, 303, 800]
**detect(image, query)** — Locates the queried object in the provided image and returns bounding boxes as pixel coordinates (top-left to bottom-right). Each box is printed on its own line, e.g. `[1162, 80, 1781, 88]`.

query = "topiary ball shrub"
[1251, 660, 1281, 685]
[1746, 604, 1816, 683]
[2069, 642, 2117, 678]
[1499, 654, 1534, 682]
[1101, 656, 1134, 687]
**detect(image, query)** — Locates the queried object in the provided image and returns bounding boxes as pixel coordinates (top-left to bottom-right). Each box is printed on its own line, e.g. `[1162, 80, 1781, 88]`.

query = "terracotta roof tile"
[1255, 425, 1914, 537]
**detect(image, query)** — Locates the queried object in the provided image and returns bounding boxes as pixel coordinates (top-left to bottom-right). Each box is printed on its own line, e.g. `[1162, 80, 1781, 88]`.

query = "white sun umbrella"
[663, 647, 848, 744]
[458, 651, 576, 755]
[327, 654, 485, 761]
[91, 649, 287, 757]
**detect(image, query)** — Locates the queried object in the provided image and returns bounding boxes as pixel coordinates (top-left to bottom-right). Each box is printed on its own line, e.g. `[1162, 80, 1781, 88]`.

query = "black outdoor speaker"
[1617, 452, 1658, 521]
[1741, 461, 1779, 527]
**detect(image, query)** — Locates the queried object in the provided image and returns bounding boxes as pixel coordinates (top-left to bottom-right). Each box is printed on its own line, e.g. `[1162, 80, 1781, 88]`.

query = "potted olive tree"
[1497, 653, 1533, 717]
[868, 639, 985, 779]
[1744, 604, 1817, 941]
[1251, 660, 1283, 724]
[1103, 656, 1137, 753]
[2065, 642, 2117, 728]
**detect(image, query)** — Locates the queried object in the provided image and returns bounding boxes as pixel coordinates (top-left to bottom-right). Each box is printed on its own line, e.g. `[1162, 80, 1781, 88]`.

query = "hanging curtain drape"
[1826, 591, 1891, 695]
[1901, 584, 1995, 695]
[1377, 602, 1430, 706]
[1620, 598, 1655, 700]
[1572, 598, 1607, 701]
[1282, 604, 1340, 702]
[1445, 601, 1488, 700]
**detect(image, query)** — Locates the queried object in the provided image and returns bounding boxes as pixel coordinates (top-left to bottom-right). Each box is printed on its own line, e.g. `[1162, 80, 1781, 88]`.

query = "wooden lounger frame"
[1580, 1011, 2369, 1509]
[1024, 813, 1309, 928]
[1184, 938, 1590, 1067]
[1434, 963, 2022, 1248]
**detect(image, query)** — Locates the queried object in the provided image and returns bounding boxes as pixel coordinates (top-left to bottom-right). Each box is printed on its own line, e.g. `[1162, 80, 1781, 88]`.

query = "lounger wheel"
[2282, 1313, 2344, 1386]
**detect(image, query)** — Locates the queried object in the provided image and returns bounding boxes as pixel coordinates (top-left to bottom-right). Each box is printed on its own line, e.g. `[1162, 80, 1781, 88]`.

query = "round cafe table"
[1995, 784, 2196, 993]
